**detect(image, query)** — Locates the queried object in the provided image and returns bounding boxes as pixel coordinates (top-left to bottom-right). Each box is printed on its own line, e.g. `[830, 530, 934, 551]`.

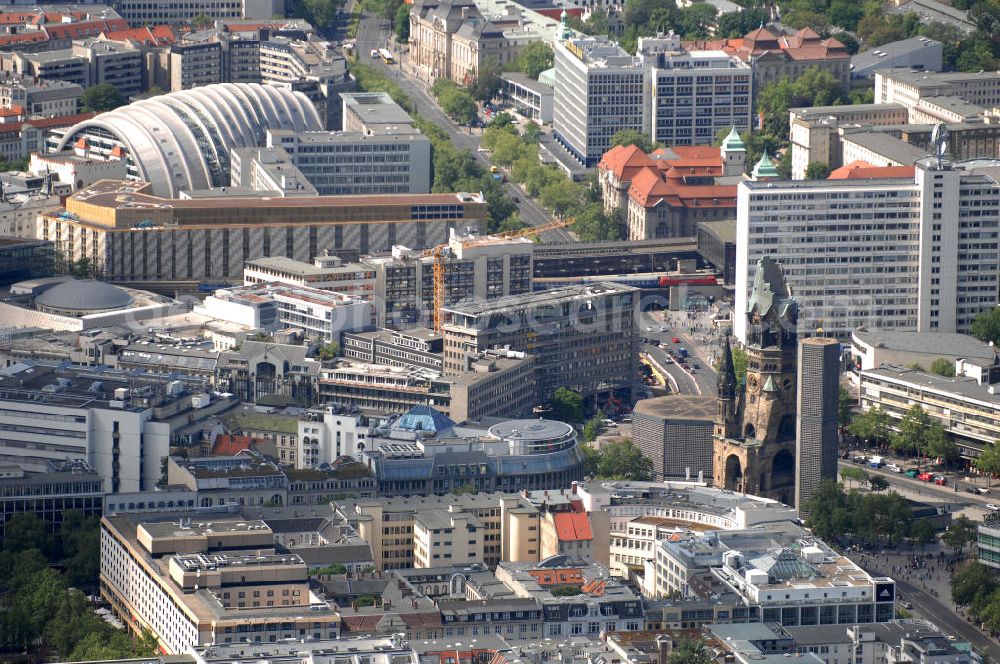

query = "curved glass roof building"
[57, 83, 322, 197]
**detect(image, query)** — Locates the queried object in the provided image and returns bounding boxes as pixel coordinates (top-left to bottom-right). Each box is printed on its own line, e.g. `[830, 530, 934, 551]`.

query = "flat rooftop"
[442, 281, 636, 317]
[864, 364, 1000, 405]
[634, 395, 716, 421]
[341, 91, 414, 126]
[246, 255, 372, 276]
[62, 180, 484, 213]
[853, 329, 997, 362]
[842, 132, 930, 164]
[140, 519, 271, 539]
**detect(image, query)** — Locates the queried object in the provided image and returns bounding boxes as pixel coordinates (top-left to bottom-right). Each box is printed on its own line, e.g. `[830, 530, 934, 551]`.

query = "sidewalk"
[661, 309, 725, 368]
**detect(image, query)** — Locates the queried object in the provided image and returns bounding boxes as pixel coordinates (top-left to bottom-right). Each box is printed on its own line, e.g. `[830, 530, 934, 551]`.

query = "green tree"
[891, 404, 934, 455]
[539, 179, 583, 218]
[595, 439, 653, 481]
[912, 519, 938, 549]
[551, 387, 585, 423]
[509, 42, 553, 79]
[840, 466, 868, 488]
[674, 3, 717, 38]
[838, 387, 854, 428]
[317, 341, 340, 361]
[582, 410, 606, 443]
[298, 0, 341, 27]
[716, 8, 769, 38]
[953, 561, 999, 609]
[611, 129, 655, 153]
[832, 31, 860, 54]
[581, 443, 600, 477]
[364, 0, 402, 20]
[847, 406, 893, 446]
[942, 515, 979, 554]
[971, 307, 1000, 346]
[395, 2, 410, 41]
[59, 510, 101, 591]
[573, 203, 622, 242]
[930, 358, 955, 377]
[668, 639, 715, 664]
[805, 162, 832, 179]
[731, 344, 748, 383]
[438, 87, 478, 125]
[191, 12, 213, 28]
[471, 62, 502, 103]
[869, 475, 890, 492]
[3, 512, 50, 554]
[974, 442, 1000, 485]
[82, 83, 126, 113]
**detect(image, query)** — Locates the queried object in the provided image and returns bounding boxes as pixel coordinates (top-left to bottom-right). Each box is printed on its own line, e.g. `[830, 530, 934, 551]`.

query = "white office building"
[638, 34, 752, 147]
[0, 364, 225, 493]
[553, 33, 754, 166]
[735, 157, 1000, 342]
[196, 284, 373, 341]
[267, 128, 432, 195]
[553, 36, 647, 167]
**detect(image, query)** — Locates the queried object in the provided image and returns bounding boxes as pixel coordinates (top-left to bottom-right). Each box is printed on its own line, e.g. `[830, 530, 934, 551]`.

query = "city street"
[639, 309, 718, 397]
[350, 9, 575, 242]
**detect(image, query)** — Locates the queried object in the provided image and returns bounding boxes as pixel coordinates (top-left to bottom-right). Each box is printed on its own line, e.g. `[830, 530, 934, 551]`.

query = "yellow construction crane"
[422, 217, 575, 331]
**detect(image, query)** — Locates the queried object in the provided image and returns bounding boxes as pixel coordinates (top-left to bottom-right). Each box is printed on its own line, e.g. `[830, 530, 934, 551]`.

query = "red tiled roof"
[400, 612, 443, 628]
[44, 18, 129, 40]
[103, 24, 178, 45]
[553, 512, 594, 542]
[211, 434, 260, 456]
[0, 31, 49, 47]
[597, 143, 660, 182]
[340, 615, 383, 632]
[828, 161, 916, 180]
[527, 568, 583, 586]
[669, 145, 722, 160]
[581, 578, 606, 596]
[630, 166, 736, 208]
[0, 112, 96, 135]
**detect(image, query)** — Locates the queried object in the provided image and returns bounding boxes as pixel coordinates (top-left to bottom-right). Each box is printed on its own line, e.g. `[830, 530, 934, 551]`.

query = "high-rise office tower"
[795, 337, 841, 512]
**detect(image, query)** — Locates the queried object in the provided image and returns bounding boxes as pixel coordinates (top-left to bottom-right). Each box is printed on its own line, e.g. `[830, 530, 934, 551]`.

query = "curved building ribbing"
[57, 83, 322, 197]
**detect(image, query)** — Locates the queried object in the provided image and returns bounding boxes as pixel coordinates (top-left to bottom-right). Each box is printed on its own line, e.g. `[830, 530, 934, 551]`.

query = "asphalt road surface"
[351, 9, 575, 243]
[639, 311, 718, 397]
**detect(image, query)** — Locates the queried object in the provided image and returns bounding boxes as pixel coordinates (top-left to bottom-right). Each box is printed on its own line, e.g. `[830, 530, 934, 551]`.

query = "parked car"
[934, 476, 947, 486]
[905, 469, 921, 478]
[918, 472, 934, 481]
[977, 487, 990, 495]
[886, 463, 902, 473]
[987, 504, 1000, 511]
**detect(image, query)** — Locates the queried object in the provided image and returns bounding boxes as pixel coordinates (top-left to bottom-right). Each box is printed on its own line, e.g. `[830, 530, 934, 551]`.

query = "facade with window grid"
[736, 157, 1000, 342]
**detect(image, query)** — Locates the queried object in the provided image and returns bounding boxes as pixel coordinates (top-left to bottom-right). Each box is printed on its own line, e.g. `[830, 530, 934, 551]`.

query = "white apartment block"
[859, 363, 1000, 459]
[100, 516, 340, 654]
[114, 0, 282, 26]
[876, 70, 1000, 120]
[553, 37, 647, 167]
[244, 254, 376, 298]
[735, 157, 1000, 342]
[196, 283, 373, 341]
[639, 35, 752, 147]
[788, 103, 910, 180]
[413, 507, 485, 567]
[554, 34, 755, 166]
[267, 128, 433, 195]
